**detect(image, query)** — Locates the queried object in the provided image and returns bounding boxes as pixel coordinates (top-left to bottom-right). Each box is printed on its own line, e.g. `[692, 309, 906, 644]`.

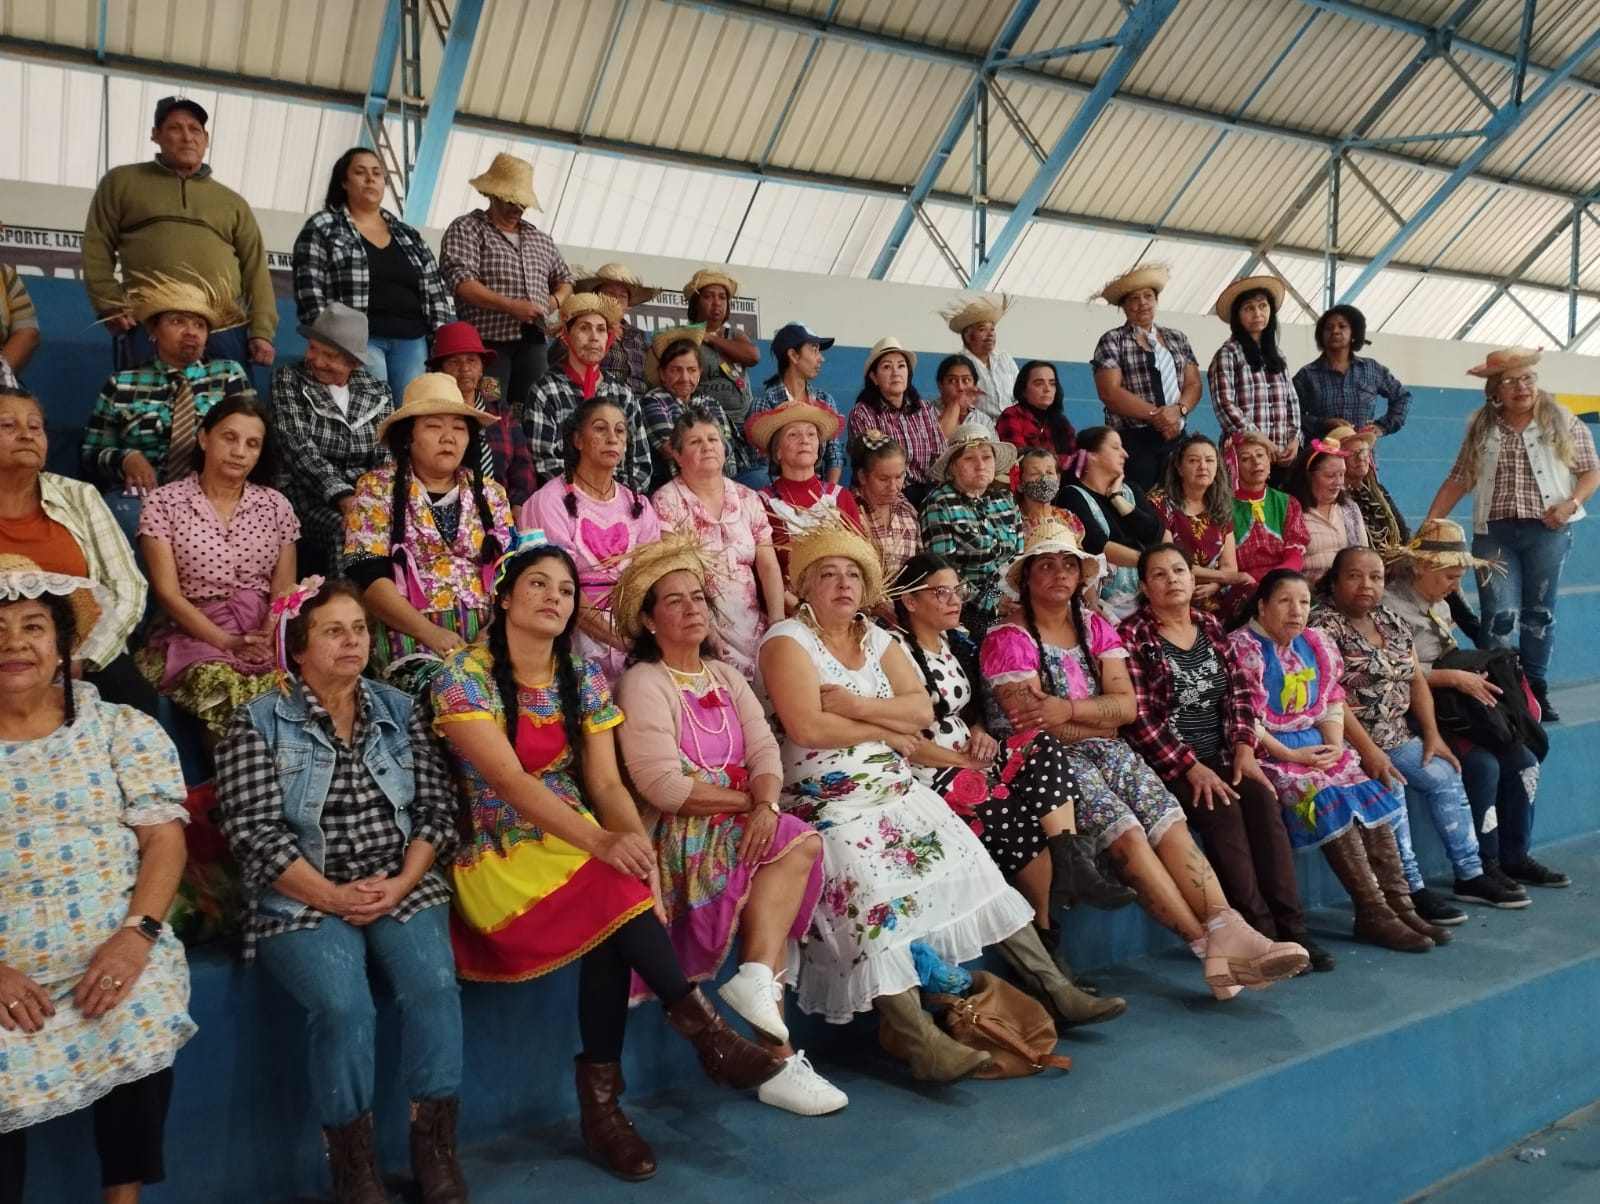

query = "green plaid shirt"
[82, 357, 254, 488]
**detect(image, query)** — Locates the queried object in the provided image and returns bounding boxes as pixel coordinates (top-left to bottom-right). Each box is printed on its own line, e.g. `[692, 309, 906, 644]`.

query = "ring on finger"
[4, 1000, 18, 1010]
[98, 974, 115, 992]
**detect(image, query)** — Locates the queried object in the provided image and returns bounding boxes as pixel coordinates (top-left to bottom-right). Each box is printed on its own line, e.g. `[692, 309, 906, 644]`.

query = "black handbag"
[1431, 648, 1548, 762]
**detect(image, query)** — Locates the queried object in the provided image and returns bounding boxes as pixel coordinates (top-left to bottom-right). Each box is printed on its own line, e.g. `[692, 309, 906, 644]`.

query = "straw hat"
[468, 152, 540, 210]
[1095, 263, 1169, 306]
[573, 262, 659, 308]
[126, 273, 247, 331]
[560, 292, 624, 330]
[743, 396, 843, 452]
[644, 324, 706, 387]
[941, 293, 1014, 334]
[0, 554, 117, 657]
[928, 422, 1018, 484]
[1214, 274, 1285, 322]
[785, 513, 887, 608]
[1466, 345, 1542, 378]
[863, 336, 917, 379]
[1323, 420, 1378, 448]
[1230, 430, 1277, 457]
[298, 302, 370, 365]
[1401, 518, 1499, 573]
[1002, 519, 1104, 595]
[683, 267, 739, 301]
[609, 532, 718, 643]
[375, 373, 496, 443]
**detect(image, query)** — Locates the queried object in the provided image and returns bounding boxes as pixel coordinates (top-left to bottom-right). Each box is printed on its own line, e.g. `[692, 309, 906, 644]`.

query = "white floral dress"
[757, 619, 1033, 1023]
[0, 685, 196, 1132]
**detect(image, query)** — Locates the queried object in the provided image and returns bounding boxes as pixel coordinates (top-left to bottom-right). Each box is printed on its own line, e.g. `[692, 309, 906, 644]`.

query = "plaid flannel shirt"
[474, 378, 536, 508]
[1447, 411, 1599, 522]
[551, 322, 651, 397]
[995, 404, 1076, 470]
[1118, 602, 1258, 784]
[292, 207, 455, 331]
[845, 396, 948, 484]
[523, 370, 654, 495]
[1293, 354, 1412, 439]
[919, 484, 1023, 622]
[1090, 322, 1197, 431]
[82, 357, 254, 488]
[37, 472, 147, 668]
[439, 209, 572, 344]
[641, 387, 739, 490]
[854, 491, 922, 582]
[747, 384, 846, 473]
[1208, 338, 1300, 449]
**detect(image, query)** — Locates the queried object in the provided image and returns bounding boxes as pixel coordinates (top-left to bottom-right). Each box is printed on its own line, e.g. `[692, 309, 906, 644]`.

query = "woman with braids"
[849, 430, 921, 588]
[431, 534, 783, 1182]
[612, 535, 847, 1118]
[0, 556, 194, 1204]
[1208, 276, 1300, 483]
[522, 396, 661, 683]
[980, 523, 1309, 999]
[891, 552, 1134, 1003]
[342, 373, 514, 695]
[1146, 432, 1255, 615]
[995, 360, 1077, 476]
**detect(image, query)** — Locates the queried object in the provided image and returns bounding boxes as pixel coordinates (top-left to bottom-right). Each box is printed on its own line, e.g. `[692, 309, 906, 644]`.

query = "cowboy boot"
[574, 1059, 656, 1182]
[872, 988, 991, 1082]
[1036, 922, 1101, 995]
[993, 925, 1126, 1027]
[663, 987, 785, 1090]
[1320, 827, 1432, 952]
[321, 1112, 390, 1204]
[1358, 824, 1453, 945]
[1047, 833, 1138, 910]
[408, 1098, 468, 1204]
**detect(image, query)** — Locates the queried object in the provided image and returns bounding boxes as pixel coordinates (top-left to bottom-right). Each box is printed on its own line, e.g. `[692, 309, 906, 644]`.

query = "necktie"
[1145, 327, 1181, 408]
[164, 370, 197, 481]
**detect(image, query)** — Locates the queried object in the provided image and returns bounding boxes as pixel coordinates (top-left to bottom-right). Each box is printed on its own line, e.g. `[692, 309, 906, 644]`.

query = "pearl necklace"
[668, 662, 732, 775]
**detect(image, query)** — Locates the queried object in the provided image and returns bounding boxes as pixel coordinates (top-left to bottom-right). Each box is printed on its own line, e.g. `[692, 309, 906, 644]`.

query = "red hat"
[427, 321, 497, 369]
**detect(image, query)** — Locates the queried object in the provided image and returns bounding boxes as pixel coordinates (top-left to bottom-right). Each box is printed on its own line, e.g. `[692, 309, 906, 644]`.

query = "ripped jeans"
[1473, 519, 1572, 684]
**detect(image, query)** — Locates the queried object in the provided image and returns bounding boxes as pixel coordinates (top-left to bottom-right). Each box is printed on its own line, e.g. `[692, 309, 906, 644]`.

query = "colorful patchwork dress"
[1232, 486, 1309, 584]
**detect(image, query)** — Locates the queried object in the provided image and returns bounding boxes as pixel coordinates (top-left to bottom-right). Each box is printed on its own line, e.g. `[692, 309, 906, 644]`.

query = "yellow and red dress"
[431, 644, 653, 982]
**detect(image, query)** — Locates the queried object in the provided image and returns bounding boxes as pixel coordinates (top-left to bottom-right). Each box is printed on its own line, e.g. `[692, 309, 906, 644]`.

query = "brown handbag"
[925, 971, 1073, 1079]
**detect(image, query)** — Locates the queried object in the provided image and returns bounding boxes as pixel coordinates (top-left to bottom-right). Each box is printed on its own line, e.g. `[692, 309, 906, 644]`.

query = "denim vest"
[1473, 421, 1586, 534]
[241, 679, 418, 922]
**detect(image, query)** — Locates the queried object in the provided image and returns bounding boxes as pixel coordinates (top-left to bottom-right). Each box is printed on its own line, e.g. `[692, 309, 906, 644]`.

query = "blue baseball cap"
[154, 95, 209, 127]
[770, 322, 834, 362]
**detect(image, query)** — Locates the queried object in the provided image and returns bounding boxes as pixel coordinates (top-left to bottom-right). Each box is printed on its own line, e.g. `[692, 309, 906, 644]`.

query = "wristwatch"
[123, 914, 162, 943]
[764, 801, 781, 817]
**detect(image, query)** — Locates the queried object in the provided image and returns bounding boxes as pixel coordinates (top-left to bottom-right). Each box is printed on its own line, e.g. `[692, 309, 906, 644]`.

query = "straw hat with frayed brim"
[560, 292, 624, 330]
[125, 274, 247, 331]
[1003, 520, 1105, 595]
[864, 336, 917, 380]
[376, 373, 496, 443]
[1214, 275, 1285, 322]
[684, 268, 739, 300]
[1095, 263, 1170, 306]
[1400, 518, 1502, 575]
[645, 324, 707, 387]
[744, 396, 843, 451]
[0, 554, 117, 657]
[928, 423, 1018, 484]
[941, 293, 1014, 334]
[573, 263, 659, 308]
[786, 513, 887, 609]
[609, 532, 720, 644]
[469, 152, 541, 210]
[1466, 345, 1542, 378]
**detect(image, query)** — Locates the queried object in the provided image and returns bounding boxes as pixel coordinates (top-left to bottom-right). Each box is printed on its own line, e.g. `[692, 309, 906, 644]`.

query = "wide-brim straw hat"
[744, 396, 843, 451]
[1002, 519, 1105, 595]
[469, 152, 541, 210]
[0, 554, 117, 657]
[573, 262, 659, 308]
[1466, 345, 1542, 378]
[864, 335, 917, 379]
[785, 513, 887, 608]
[299, 301, 370, 365]
[609, 532, 718, 644]
[684, 267, 739, 301]
[645, 324, 706, 387]
[1401, 518, 1500, 573]
[928, 422, 1019, 484]
[1095, 263, 1170, 306]
[560, 292, 624, 330]
[126, 273, 247, 331]
[941, 293, 1014, 334]
[1214, 274, 1285, 322]
[375, 372, 496, 443]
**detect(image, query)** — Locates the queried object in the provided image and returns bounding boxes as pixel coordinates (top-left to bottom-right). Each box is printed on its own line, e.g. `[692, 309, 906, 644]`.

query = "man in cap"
[524, 294, 654, 495]
[547, 262, 656, 396]
[1090, 263, 1201, 492]
[744, 322, 844, 486]
[82, 96, 276, 372]
[439, 153, 573, 420]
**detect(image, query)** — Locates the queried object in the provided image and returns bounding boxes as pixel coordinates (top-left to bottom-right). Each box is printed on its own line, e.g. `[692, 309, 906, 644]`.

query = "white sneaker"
[717, 963, 788, 1043]
[758, 1051, 848, 1116]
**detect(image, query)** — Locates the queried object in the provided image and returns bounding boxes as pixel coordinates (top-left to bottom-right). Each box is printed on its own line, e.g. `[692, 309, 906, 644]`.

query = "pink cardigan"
[615, 659, 782, 815]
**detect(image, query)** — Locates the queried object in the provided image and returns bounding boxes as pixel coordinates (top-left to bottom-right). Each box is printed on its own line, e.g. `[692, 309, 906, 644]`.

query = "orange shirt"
[0, 506, 91, 577]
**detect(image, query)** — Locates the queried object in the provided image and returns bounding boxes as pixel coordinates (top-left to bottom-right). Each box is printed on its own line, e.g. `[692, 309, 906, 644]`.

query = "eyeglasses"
[1499, 374, 1538, 389]
[914, 584, 972, 604]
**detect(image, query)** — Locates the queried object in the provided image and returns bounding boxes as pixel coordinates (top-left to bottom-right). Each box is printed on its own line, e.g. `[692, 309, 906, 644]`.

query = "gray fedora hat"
[297, 302, 370, 365]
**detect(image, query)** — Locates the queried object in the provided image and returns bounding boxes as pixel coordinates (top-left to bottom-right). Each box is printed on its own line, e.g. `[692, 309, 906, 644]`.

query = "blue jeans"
[1386, 736, 1483, 889]
[1455, 742, 1537, 866]
[256, 903, 462, 1127]
[1473, 519, 1572, 684]
[365, 336, 430, 398]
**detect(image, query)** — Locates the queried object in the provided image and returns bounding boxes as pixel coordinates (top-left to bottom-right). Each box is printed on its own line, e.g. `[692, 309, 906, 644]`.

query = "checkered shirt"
[82, 357, 254, 488]
[1447, 412, 1600, 522]
[439, 209, 572, 344]
[292, 208, 455, 331]
[1292, 354, 1412, 439]
[1208, 338, 1300, 449]
[746, 384, 846, 473]
[523, 371, 655, 495]
[1090, 323, 1198, 431]
[845, 396, 948, 484]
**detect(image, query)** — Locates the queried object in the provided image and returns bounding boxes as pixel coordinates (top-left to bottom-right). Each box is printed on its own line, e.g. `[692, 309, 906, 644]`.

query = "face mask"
[1021, 476, 1059, 503]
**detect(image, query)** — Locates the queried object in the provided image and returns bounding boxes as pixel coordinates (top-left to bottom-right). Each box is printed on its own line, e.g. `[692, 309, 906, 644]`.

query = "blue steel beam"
[993, 36, 1121, 70]
[967, 0, 1180, 290]
[868, 0, 1040, 280]
[756, 0, 841, 170]
[360, 0, 403, 151]
[402, 0, 485, 225]
[1339, 26, 1600, 304]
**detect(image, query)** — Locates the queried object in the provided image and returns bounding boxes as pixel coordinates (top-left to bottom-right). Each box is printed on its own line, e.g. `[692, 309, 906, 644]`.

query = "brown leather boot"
[1357, 825, 1453, 945]
[408, 1097, 469, 1204]
[664, 987, 785, 1089]
[574, 1059, 657, 1182]
[1320, 827, 1432, 952]
[321, 1112, 390, 1204]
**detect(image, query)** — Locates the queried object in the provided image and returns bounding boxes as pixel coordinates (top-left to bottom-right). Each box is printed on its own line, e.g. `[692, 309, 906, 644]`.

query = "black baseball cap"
[153, 96, 208, 127]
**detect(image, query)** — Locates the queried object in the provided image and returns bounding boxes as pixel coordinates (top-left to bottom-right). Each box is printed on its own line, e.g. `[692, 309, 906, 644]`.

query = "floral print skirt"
[931, 731, 1082, 877]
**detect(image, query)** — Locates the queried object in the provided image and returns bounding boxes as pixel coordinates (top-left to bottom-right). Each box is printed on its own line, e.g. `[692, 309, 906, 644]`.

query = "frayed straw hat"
[1401, 518, 1500, 574]
[1095, 263, 1169, 306]
[743, 396, 843, 451]
[1214, 274, 1284, 322]
[941, 293, 1014, 334]
[1002, 520, 1104, 595]
[609, 532, 718, 643]
[573, 262, 659, 308]
[1466, 345, 1542, 378]
[376, 373, 496, 443]
[786, 512, 887, 608]
[0, 554, 117, 657]
[683, 268, 739, 301]
[645, 324, 706, 387]
[469, 152, 540, 210]
[126, 273, 247, 331]
[928, 422, 1018, 484]
[1323, 421, 1378, 449]
[560, 292, 624, 330]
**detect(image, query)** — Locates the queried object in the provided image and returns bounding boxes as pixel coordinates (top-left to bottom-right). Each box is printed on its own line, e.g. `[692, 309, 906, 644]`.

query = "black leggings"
[577, 913, 693, 1064]
[0, 1066, 174, 1204]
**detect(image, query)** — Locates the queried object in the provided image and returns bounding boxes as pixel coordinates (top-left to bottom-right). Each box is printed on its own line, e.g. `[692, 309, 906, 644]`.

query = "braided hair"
[34, 594, 79, 728]
[890, 553, 958, 720]
[384, 416, 503, 587]
[1017, 559, 1099, 697]
[561, 397, 642, 520]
